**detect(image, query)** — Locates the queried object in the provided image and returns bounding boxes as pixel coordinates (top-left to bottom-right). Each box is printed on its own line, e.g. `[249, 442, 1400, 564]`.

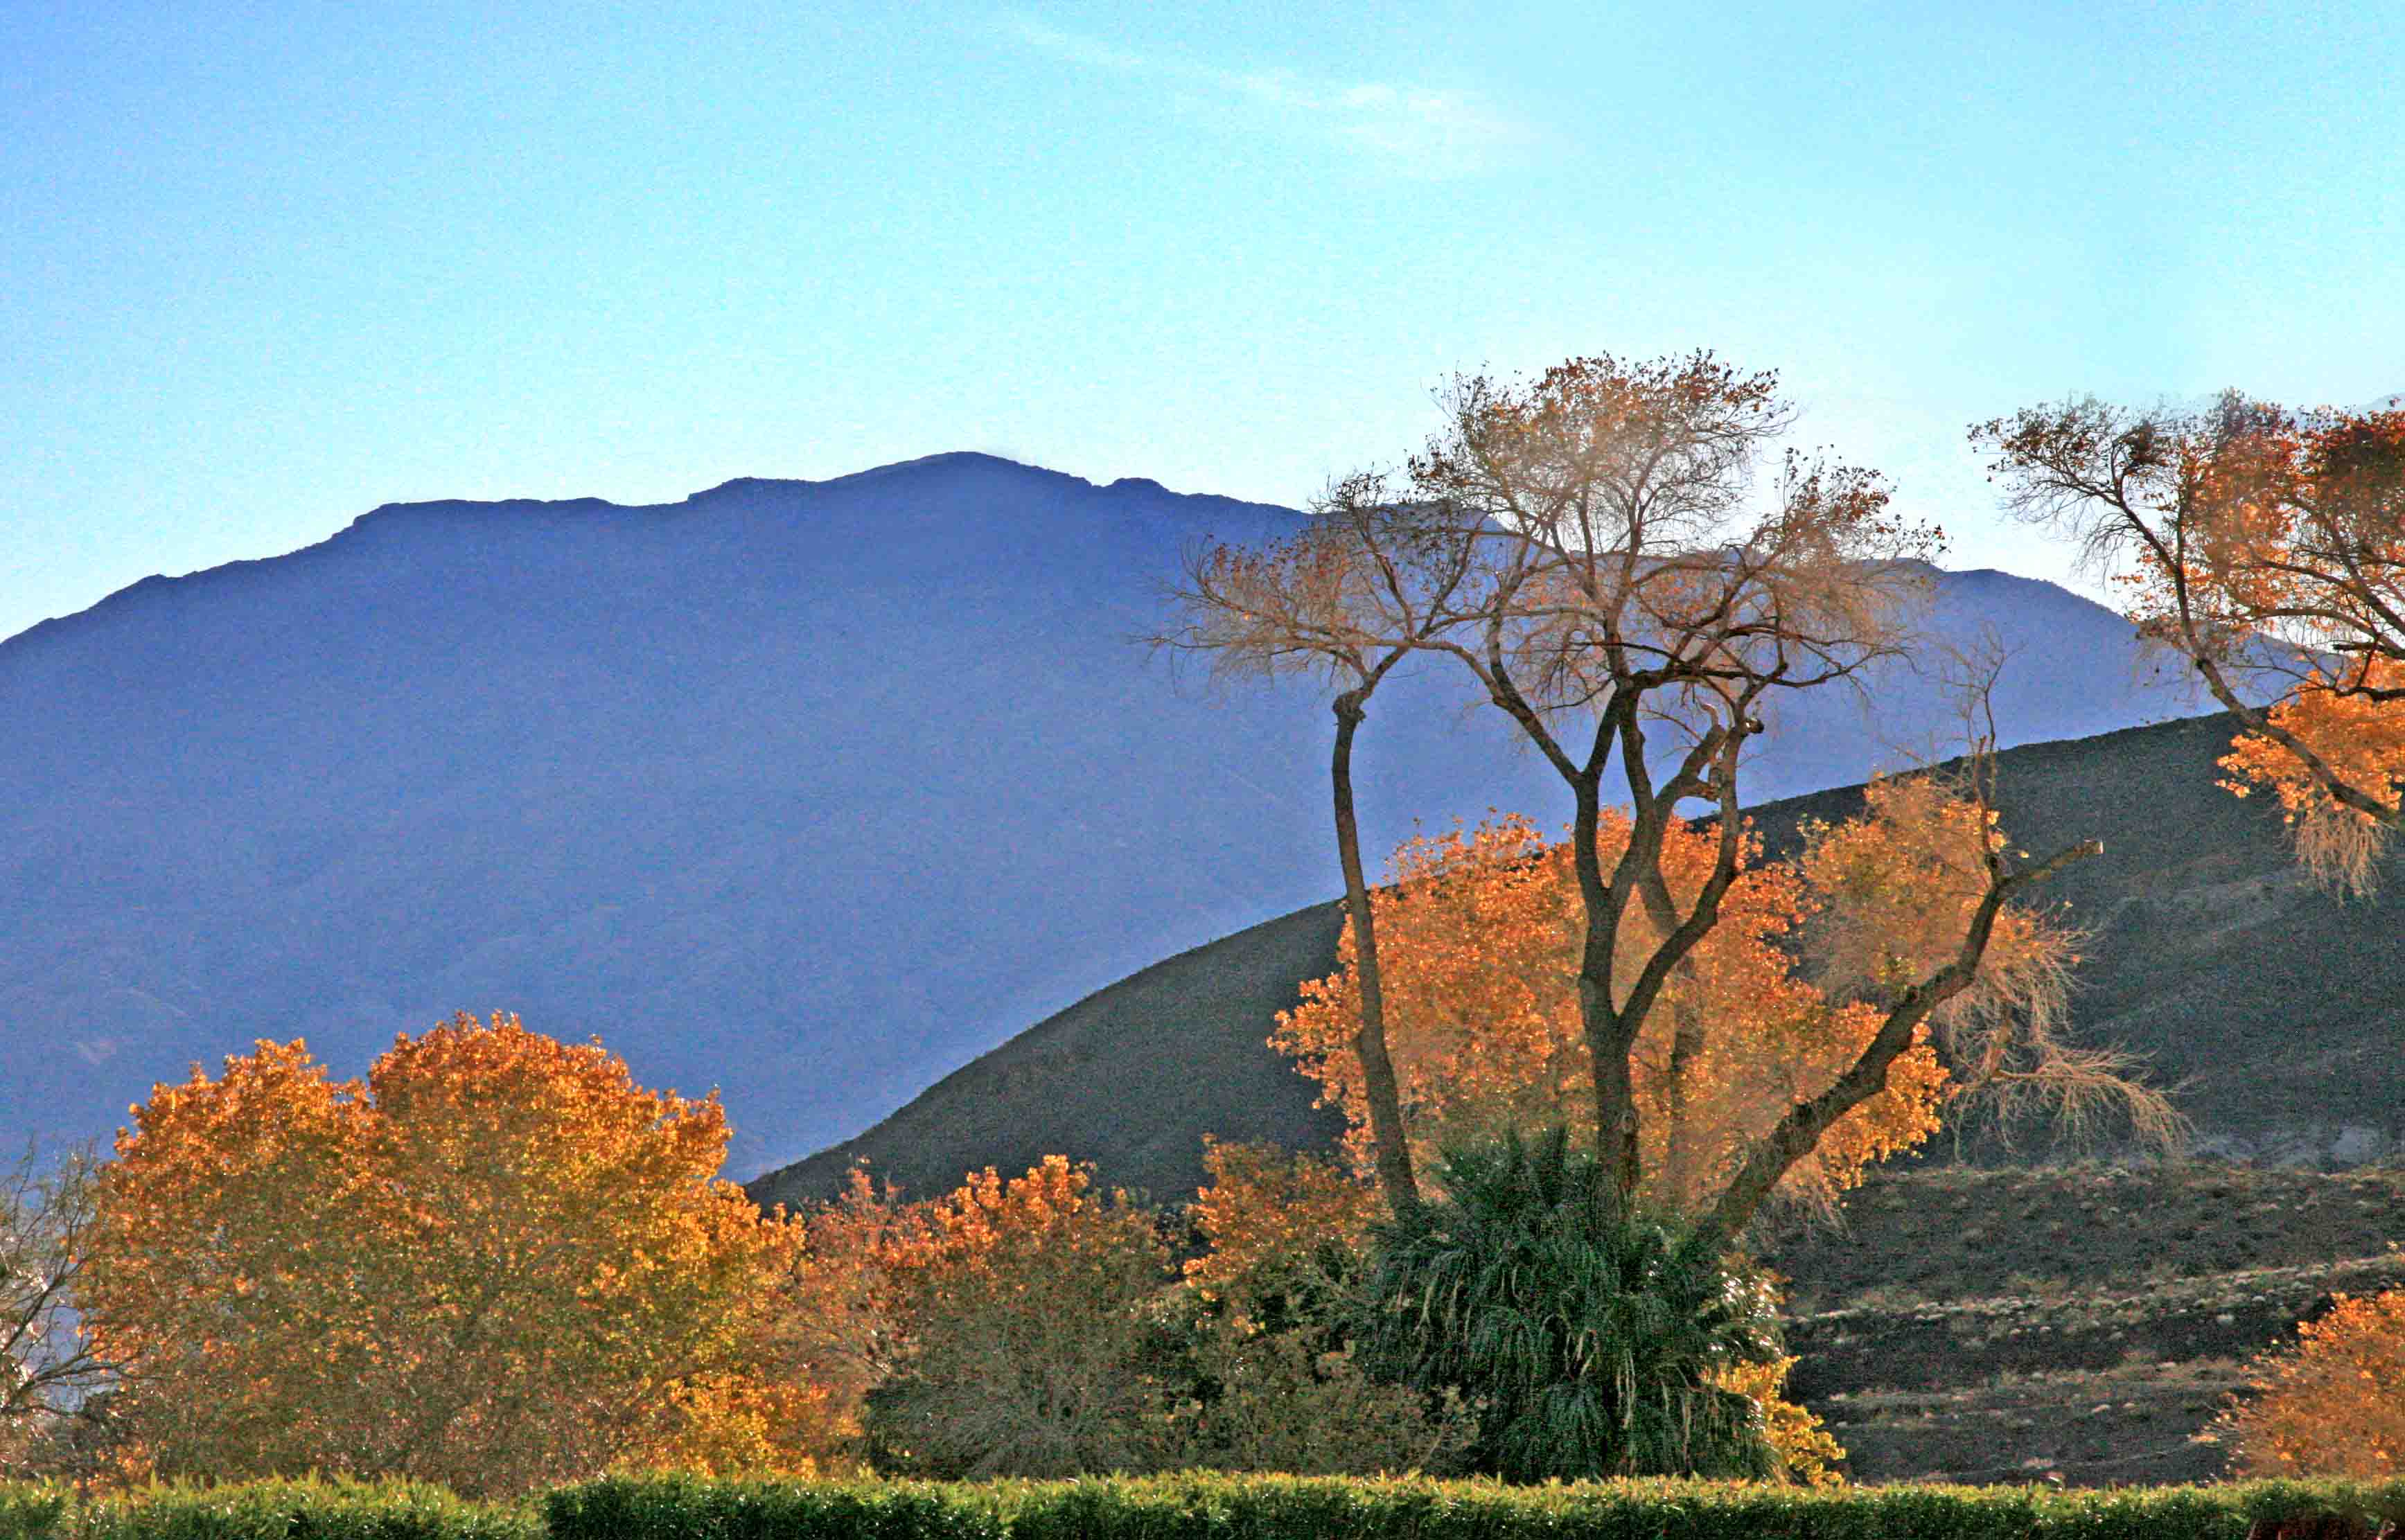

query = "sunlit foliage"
[1980, 397, 2405, 892]
[81, 1014, 814, 1495]
[2213, 1289, 2405, 1478]
[859, 1157, 1172, 1478]
[1272, 781, 2138, 1219]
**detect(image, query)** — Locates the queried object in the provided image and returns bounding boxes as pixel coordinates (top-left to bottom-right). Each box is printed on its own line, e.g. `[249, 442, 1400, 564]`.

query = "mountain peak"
[340, 493, 631, 538]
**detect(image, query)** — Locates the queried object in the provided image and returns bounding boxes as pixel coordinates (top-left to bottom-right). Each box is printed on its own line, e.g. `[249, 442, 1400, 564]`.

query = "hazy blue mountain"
[0, 454, 2217, 1176]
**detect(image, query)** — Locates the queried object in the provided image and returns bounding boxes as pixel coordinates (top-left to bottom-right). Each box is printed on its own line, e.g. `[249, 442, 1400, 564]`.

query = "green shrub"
[10, 1469, 2405, 1540]
[544, 1476, 1003, 1540]
[0, 1485, 71, 1540]
[1353, 1128, 1784, 1481]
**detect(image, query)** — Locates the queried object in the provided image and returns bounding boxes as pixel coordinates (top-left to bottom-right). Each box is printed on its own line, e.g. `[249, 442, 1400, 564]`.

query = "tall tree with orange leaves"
[80, 1013, 817, 1496]
[1276, 810, 1944, 1217]
[1977, 394, 2405, 893]
[1276, 781, 2174, 1225]
[1241, 353, 2126, 1243]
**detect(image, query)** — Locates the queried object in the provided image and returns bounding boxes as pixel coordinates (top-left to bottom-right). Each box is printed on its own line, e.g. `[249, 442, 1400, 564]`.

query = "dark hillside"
[751, 709, 2405, 1211]
[1763, 1162, 2405, 1485]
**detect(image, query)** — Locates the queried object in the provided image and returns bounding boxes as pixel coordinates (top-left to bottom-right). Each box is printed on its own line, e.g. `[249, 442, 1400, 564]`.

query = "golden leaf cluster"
[2212, 1289, 2405, 1478]
[81, 1014, 823, 1494]
[1273, 808, 1951, 1216]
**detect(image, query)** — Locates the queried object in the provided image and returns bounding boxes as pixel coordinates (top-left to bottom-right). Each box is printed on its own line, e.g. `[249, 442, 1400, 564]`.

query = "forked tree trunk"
[1331, 693, 1420, 1216]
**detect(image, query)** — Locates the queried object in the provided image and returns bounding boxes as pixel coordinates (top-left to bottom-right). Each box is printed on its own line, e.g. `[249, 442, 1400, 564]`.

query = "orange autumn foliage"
[1983, 398, 2405, 893]
[2213, 1289, 2405, 1478]
[2221, 657, 2405, 892]
[1182, 1137, 1382, 1305]
[849, 1156, 1174, 1478]
[1276, 808, 1951, 1214]
[2172, 409, 2405, 890]
[82, 1013, 822, 1495]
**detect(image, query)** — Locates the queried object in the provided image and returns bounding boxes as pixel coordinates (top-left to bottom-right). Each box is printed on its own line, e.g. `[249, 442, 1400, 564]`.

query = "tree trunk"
[1567, 772, 1642, 1203]
[1641, 869, 1705, 1209]
[1332, 693, 1420, 1216]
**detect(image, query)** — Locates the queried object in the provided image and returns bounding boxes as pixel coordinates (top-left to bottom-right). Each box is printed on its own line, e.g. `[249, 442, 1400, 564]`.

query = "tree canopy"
[1978, 395, 2405, 892]
[1181, 351, 2147, 1242]
[81, 1014, 814, 1494]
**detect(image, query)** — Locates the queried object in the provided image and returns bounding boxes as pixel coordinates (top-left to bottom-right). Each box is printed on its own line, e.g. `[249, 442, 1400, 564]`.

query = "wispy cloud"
[1001, 15, 1538, 178]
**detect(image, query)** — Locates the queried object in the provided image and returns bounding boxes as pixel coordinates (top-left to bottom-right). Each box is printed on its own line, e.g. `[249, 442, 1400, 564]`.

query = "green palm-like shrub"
[1355, 1126, 1783, 1482]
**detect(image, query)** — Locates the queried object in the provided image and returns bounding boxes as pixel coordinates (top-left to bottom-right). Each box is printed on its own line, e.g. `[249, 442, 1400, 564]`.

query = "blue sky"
[6, 0, 2402, 643]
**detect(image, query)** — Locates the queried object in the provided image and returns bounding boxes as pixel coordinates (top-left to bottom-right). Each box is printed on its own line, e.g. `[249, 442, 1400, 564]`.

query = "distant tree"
[1271, 352, 2126, 1243]
[1156, 477, 1491, 1216]
[1976, 396, 2405, 892]
[2211, 1289, 2405, 1478]
[1, 1141, 114, 1475]
[81, 1014, 813, 1495]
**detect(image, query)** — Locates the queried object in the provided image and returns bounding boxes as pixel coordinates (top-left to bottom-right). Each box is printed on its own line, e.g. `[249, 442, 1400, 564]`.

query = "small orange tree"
[82, 1013, 816, 1494]
[859, 1157, 1174, 1478]
[2212, 1289, 2405, 1477]
[1165, 1140, 1469, 1475]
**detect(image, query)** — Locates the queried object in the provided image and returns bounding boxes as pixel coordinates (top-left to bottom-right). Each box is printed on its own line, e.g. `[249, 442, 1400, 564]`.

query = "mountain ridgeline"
[0, 454, 2298, 1178]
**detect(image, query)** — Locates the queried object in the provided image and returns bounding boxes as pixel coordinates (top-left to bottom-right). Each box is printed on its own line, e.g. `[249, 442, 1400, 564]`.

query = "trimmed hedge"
[545, 1473, 2405, 1540]
[8, 1473, 2405, 1540]
[0, 1480, 536, 1540]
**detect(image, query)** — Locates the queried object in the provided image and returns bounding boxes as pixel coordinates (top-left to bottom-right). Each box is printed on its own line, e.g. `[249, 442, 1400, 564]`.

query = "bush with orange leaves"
[2212, 1289, 2405, 1478]
[851, 1156, 1183, 1478]
[1161, 1140, 1472, 1475]
[789, 1147, 1470, 1478]
[80, 1013, 824, 1496]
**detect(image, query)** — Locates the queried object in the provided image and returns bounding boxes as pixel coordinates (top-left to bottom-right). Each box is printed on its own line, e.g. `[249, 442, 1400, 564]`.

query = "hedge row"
[547, 1475, 2405, 1540]
[9, 1473, 2405, 1540]
[0, 1480, 536, 1540]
